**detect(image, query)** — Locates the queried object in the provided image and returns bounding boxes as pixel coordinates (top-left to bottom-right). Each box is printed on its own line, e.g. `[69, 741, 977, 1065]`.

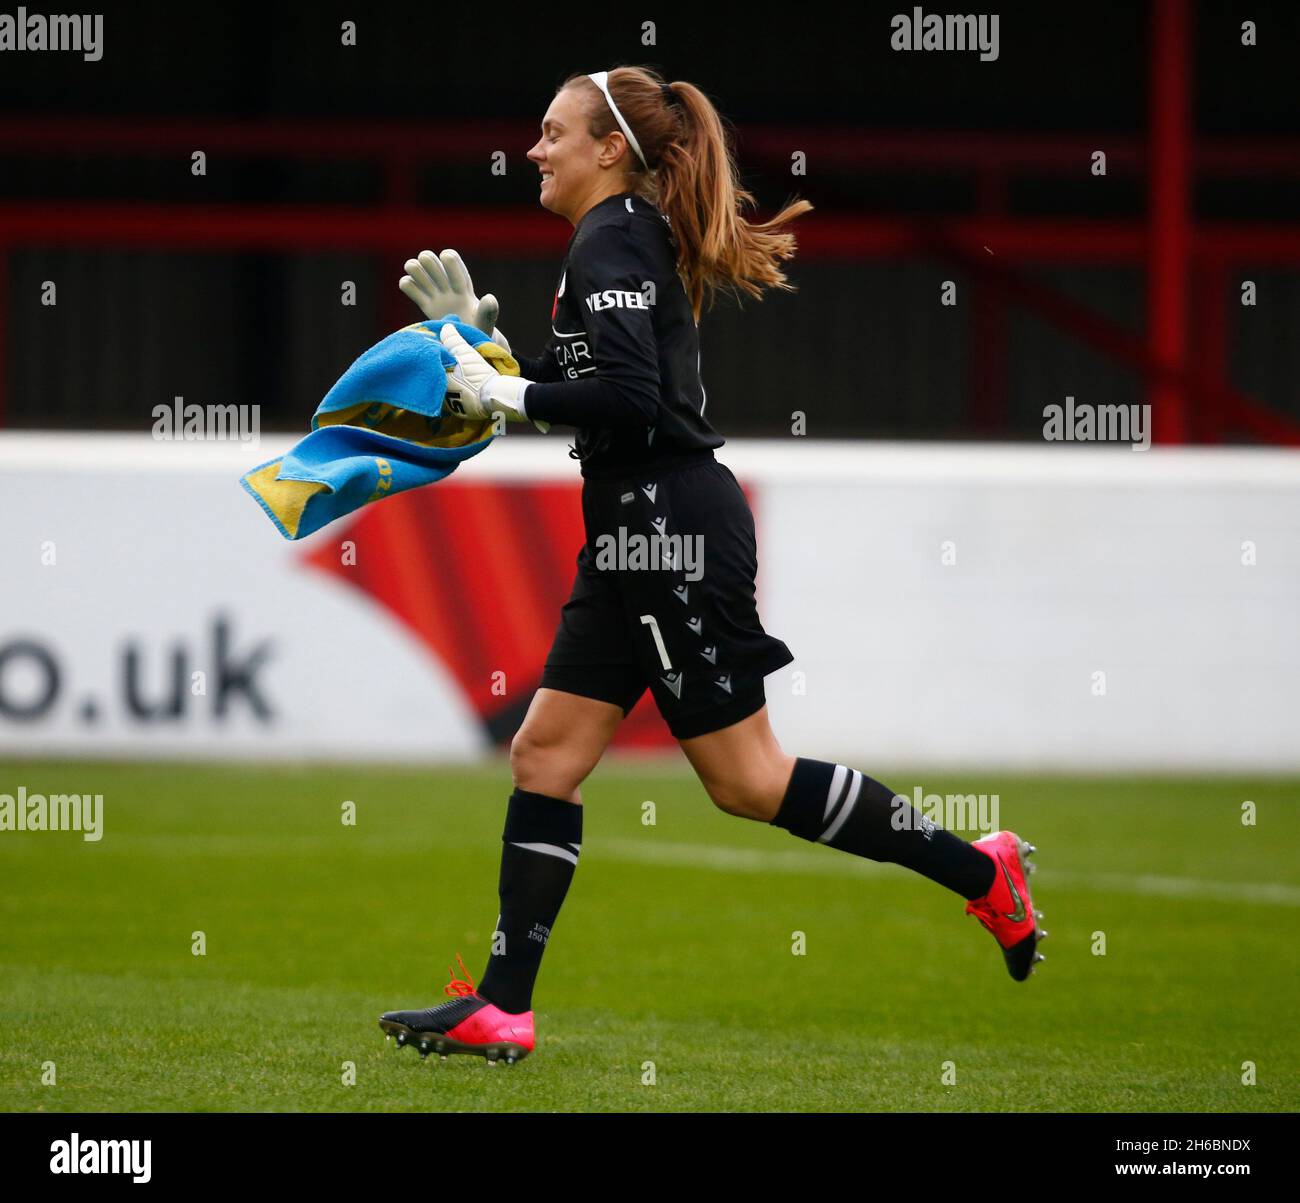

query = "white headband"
[587, 70, 647, 169]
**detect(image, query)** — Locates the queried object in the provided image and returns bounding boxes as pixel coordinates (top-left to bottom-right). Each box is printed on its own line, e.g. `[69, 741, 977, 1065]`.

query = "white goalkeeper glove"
[440, 323, 534, 424]
[400, 249, 511, 354]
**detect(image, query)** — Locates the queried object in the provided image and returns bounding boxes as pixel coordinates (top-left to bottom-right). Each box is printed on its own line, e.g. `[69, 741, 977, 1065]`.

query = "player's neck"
[568, 183, 635, 229]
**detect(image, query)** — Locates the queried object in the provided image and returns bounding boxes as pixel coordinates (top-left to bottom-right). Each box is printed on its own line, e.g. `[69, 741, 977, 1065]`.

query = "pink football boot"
[964, 831, 1048, 981]
[380, 953, 534, 1066]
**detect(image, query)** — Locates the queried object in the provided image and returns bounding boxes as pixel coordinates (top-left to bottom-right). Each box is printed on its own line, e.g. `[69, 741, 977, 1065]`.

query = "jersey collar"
[572, 190, 641, 238]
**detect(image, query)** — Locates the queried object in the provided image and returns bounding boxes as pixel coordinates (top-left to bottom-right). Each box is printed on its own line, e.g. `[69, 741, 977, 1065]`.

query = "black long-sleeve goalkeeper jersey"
[514, 190, 724, 479]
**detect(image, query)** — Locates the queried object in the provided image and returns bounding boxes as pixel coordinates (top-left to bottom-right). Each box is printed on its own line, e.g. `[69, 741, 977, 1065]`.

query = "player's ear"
[599, 131, 624, 168]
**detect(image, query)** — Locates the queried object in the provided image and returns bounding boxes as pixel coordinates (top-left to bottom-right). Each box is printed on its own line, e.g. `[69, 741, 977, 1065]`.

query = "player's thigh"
[540, 540, 648, 714]
[514, 686, 625, 763]
[620, 458, 794, 749]
[678, 704, 795, 821]
[523, 543, 646, 797]
[510, 687, 625, 798]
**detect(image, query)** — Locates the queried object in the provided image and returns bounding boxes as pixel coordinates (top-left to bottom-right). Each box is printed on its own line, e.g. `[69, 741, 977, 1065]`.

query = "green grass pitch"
[1, 759, 1297, 1112]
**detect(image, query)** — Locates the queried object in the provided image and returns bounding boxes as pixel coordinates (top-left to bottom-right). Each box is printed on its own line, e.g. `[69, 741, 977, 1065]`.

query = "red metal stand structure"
[0, 0, 1296, 441]
[1148, 0, 1191, 444]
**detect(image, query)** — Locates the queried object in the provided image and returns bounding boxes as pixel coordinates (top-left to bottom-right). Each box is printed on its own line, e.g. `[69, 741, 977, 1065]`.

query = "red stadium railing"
[1, 2, 1298, 441]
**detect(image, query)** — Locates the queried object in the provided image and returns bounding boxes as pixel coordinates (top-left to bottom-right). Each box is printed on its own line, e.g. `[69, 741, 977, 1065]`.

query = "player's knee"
[699, 751, 793, 822]
[508, 726, 550, 786]
[510, 725, 589, 797]
[701, 772, 775, 821]
[701, 777, 746, 817]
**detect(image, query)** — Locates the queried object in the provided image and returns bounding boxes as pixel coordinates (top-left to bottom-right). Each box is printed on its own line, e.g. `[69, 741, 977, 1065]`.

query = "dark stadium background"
[2, 0, 1297, 442]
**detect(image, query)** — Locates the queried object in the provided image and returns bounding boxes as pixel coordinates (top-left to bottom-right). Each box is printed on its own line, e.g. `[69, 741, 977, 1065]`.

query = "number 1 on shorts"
[639, 614, 672, 670]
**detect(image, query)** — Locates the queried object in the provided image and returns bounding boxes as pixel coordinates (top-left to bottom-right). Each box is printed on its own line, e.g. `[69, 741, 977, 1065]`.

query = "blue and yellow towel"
[240, 316, 510, 540]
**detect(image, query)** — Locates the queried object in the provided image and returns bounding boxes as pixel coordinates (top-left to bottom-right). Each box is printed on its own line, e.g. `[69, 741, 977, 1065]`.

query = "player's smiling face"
[527, 87, 606, 224]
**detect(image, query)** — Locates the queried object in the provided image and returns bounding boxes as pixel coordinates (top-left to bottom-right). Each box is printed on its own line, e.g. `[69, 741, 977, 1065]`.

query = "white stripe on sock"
[823, 764, 848, 822]
[819, 769, 862, 844]
[510, 841, 579, 866]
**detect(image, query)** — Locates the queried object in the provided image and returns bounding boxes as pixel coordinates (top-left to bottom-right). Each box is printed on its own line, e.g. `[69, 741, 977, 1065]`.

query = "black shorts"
[539, 450, 794, 739]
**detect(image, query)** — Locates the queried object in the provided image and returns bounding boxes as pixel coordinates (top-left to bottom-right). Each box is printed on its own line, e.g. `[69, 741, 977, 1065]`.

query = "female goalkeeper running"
[380, 66, 1045, 1065]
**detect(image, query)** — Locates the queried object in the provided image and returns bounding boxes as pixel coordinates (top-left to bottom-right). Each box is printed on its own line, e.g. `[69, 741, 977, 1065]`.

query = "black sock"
[770, 758, 996, 900]
[476, 788, 581, 1014]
